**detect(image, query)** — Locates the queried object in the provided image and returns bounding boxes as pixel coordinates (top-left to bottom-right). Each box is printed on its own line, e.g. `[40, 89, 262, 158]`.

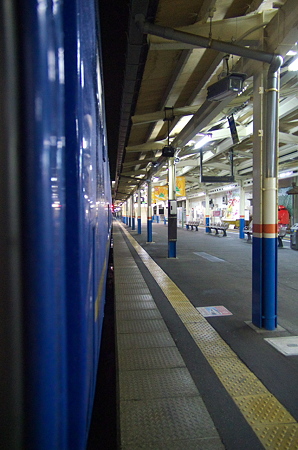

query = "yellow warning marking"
[256, 424, 298, 449]
[120, 223, 298, 449]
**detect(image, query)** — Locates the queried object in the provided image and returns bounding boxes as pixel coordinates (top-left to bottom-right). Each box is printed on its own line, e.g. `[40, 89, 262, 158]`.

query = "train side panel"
[21, 1, 68, 447]
[64, 0, 111, 446]
[18, 0, 111, 448]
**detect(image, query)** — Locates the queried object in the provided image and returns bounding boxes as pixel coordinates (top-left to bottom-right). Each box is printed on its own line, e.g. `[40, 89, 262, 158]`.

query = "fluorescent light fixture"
[279, 171, 293, 179]
[171, 115, 193, 135]
[288, 57, 298, 71]
[287, 43, 298, 57]
[222, 184, 238, 191]
[194, 134, 212, 150]
[179, 154, 195, 161]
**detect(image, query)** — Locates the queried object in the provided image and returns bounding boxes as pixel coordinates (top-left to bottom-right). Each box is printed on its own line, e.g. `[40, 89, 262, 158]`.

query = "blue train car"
[0, 0, 111, 448]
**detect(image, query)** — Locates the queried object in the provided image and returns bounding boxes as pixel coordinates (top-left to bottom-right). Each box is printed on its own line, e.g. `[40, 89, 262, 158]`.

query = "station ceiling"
[113, 0, 298, 204]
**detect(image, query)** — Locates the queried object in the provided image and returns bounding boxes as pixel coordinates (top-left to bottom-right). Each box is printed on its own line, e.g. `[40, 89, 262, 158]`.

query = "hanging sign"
[176, 176, 186, 197]
[227, 114, 239, 145]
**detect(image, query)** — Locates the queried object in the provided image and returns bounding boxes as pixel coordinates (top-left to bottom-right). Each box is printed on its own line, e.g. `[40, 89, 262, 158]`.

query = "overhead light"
[288, 57, 298, 71]
[179, 154, 195, 161]
[194, 134, 212, 149]
[222, 184, 238, 191]
[170, 115, 193, 135]
[207, 73, 247, 101]
[279, 171, 293, 179]
[287, 42, 298, 56]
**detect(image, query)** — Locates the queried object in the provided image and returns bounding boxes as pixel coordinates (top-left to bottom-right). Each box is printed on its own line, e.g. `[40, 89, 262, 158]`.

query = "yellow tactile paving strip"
[121, 223, 298, 450]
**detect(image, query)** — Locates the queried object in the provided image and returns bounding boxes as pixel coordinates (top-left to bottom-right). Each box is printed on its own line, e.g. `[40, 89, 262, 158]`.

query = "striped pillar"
[262, 177, 278, 330]
[137, 189, 141, 234]
[186, 198, 190, 225]
[252, 64, 279, 330]
[125, 202, 128, 225]
[128, 198, 132, 228]
[131, 196, 135, 230]
[205, 192, 210, 232]
[252, 68, 264, 328]
[147, 180, 152, 242]
[168, 157, 177, 258]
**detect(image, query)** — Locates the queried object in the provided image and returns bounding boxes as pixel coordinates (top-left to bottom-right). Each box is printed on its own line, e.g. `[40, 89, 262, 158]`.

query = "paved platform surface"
[114, 220, 298, 449]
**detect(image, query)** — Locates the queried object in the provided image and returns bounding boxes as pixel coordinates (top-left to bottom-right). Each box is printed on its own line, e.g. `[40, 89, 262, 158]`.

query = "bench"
[186, 221, 200, 231]
[206, 222, 229, 237]
[244, 225, 288, 246]
[278, 226, 287, 248]
[244, 221, 253, 241]
[244, 229, 253, 241]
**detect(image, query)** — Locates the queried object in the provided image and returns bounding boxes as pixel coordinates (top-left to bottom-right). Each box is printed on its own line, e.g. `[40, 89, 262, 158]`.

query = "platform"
[114, 220, 298, 449]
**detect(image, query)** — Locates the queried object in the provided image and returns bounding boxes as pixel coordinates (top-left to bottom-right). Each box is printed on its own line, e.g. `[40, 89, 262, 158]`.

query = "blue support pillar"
[239, 217, 245, 239]
[147, 218, 152, 242]
[168, 241, 176, 258]
[252, 235, 263, 328]
[205, 216, 210, 232]
[262, 235, 277, 329]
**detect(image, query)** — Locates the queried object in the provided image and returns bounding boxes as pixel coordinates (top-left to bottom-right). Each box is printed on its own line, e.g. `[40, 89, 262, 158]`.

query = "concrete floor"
[114, 220, 298, 449]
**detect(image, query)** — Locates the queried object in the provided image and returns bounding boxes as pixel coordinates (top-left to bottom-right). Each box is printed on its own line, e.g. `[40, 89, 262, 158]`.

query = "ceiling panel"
[113, 0, 298, 203]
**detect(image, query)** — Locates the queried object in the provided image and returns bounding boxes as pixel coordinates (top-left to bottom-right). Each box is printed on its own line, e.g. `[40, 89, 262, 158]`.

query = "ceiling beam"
[279, 132, 298, 144]
[265, 0, 298, 56]
[131, 105, 200, 125]
[126, 142, 165, 152]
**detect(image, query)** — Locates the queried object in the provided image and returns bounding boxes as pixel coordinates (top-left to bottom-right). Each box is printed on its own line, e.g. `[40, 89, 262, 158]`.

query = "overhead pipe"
[135, 14, 282, 69]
